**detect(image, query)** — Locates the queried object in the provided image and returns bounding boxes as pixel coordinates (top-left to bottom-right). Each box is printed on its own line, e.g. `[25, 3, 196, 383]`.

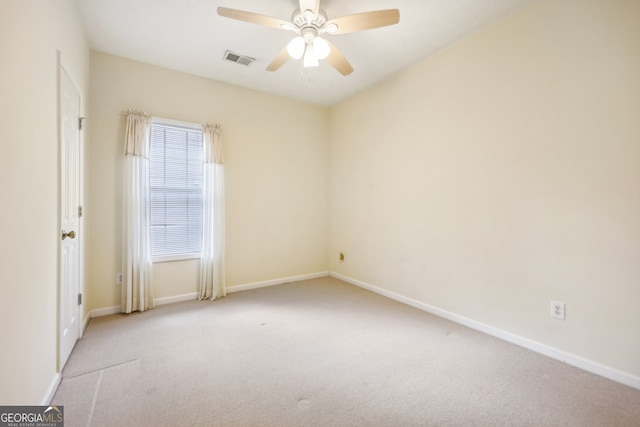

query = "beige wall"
[87, 52, 329, 310]
[0, 0, 89, 404]
[329, 0, 640, 378]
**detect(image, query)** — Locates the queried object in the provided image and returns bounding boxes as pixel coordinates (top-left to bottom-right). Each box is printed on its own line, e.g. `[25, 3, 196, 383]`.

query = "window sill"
[153, 253, 201, 263]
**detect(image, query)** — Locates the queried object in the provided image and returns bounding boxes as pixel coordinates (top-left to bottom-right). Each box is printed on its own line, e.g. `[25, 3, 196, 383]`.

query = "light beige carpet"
[53, 277, 640, 426]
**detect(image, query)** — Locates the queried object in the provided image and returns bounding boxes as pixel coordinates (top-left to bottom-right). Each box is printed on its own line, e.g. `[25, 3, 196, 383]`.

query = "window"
[149, 119, 203, 261]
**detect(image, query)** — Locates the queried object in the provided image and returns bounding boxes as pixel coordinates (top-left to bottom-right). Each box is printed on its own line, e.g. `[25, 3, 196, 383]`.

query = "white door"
[59, 65, 81, 369]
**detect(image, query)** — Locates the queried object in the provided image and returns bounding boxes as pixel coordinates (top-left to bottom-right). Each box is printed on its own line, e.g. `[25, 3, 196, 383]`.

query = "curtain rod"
[120, 111, 216, 130]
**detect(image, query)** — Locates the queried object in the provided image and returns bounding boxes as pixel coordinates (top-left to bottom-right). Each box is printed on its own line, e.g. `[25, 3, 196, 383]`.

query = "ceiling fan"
[217, 0, 400, 76]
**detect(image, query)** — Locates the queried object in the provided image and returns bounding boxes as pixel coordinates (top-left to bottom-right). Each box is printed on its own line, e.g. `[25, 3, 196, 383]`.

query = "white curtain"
[122, 110, 155, 313]
[199, 124, 226, 300]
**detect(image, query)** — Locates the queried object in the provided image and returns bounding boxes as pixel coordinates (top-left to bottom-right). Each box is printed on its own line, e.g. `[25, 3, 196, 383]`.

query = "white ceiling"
[75, 0, 530, 106]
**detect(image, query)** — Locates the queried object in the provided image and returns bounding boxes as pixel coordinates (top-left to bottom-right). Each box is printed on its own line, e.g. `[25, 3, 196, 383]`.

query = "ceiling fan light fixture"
[313, 36, 330, 60]
[287, 36, 305, 59]
[303, 44, 319, 67]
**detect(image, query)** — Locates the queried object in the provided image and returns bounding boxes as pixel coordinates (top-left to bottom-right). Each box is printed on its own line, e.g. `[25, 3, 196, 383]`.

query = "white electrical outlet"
[550, 301, 565, 320]
[116, 272, 123, 285]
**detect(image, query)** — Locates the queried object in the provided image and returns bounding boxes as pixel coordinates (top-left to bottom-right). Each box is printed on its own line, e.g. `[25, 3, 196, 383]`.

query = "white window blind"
[149, 121, 203, 259]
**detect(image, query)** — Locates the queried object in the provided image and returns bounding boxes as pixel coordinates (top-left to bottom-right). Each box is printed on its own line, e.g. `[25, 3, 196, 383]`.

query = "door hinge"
[78, 293, 82, 305]
[79, 117, 85, 130]
[78, 206, 83, 218]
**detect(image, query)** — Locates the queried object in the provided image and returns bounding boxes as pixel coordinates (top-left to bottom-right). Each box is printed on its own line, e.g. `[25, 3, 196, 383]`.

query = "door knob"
[62, 230, 76, 240]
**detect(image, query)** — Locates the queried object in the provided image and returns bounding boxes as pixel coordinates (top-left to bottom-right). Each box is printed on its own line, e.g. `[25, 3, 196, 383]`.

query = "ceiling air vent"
[223, 50, 255, 66]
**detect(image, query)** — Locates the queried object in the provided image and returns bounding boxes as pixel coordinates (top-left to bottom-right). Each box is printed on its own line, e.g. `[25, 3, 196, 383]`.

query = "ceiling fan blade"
[217, 7, 290, 30]
[326, 9, 400, 35]
[325, 40, 353, 76]
[266, 46, 291, 72]
[299, 0, 320, 15]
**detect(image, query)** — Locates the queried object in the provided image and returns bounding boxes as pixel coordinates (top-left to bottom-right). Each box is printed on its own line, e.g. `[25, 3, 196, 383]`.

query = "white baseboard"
[90, 272, 330, 318]
[89, 293, 198, 318]
[330, 272, 640, 391]
[227, 271, 329, 293]
[155, 292, 198, 306]
[78, 314, 91, 339]
[41, 373, 61, 405]
[90, 305, 120, 318]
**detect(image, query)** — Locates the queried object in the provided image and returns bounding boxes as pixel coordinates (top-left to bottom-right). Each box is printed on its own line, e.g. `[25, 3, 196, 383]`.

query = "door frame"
[57, 52, 84, 372]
